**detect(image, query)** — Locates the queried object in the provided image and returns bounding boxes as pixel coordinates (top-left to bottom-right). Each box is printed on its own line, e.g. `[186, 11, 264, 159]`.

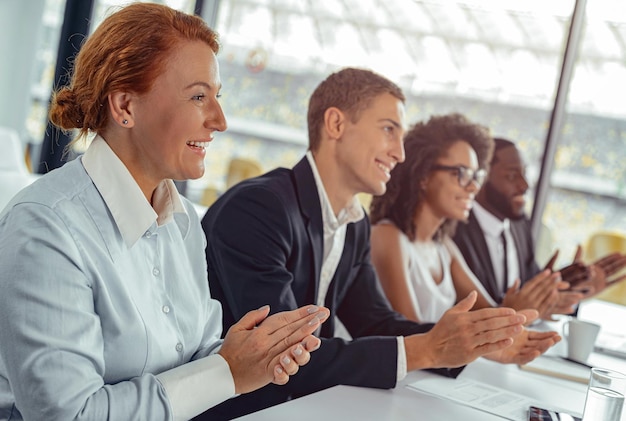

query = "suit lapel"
[293, 158, 324, 303]
[510, 221, 528, 282]
[468, 211, 501, 300]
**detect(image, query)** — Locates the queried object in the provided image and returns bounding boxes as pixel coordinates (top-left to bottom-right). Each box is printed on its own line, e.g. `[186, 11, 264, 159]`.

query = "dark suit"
[453, 210, 540, 303]
[197, 157, 462, 420]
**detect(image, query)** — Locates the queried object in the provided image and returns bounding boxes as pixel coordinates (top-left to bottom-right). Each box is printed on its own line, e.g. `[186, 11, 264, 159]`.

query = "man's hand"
[557, 252, 626, 300]
[219, 304, 329, 394]
[594, 252, 626, 278]
[484, 328, 561, 365]
[587, 253, 626, 296]
[404, 292, 527, 370]
[551, 290, 585, 315]
[501, 270, 564, 320]
[559, 262, 589, 288]
[545, 246, 589, 289]
[543, 249, 560, 271]
[544, 246, 593, 314]
[485, 307, 561, 364]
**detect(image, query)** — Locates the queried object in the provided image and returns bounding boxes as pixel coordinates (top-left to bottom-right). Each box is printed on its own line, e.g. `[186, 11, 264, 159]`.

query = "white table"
[237, 300, 626, 420]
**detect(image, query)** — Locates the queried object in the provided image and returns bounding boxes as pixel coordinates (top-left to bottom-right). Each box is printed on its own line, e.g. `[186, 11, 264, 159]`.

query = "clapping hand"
[483, 308, 561, 365]
[501, 270, 564, 321]
[586, 252, 626, 297]
[219, 304, 329, 394]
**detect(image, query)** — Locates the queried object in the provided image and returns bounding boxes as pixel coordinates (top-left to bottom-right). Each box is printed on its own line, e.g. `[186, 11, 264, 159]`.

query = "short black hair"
[491, 137, 516, 165]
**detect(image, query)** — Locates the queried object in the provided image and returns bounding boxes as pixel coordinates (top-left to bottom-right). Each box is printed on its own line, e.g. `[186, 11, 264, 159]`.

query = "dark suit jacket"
[453, 210, 540, 303]
[197, 158, 462, 420]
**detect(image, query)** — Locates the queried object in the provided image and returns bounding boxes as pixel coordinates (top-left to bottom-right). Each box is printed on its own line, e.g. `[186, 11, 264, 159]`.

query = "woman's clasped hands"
[219, 304, 329, 394]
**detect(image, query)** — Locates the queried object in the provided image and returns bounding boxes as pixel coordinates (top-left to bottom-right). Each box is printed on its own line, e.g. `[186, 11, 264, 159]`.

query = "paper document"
[407, 376, 535, 421]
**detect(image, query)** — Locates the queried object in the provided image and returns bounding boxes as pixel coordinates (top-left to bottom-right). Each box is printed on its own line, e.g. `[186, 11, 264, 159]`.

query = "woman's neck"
[413, 204, 444, 242]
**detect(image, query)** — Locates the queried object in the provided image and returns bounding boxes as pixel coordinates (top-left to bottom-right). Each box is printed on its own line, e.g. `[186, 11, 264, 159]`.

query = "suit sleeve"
[203, 184, 303, 319]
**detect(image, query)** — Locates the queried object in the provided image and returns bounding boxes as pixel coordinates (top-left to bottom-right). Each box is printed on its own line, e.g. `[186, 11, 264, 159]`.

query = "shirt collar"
[305, 151, 364, 230]
[473, 201, 510, 237]
[82, 135, 188, 248]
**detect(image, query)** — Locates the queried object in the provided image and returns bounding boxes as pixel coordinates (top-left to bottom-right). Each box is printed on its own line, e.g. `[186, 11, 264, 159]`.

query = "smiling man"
[453, 137, 535, 304]
[198, 70, 559, 420]
[453, 138, 587, 314]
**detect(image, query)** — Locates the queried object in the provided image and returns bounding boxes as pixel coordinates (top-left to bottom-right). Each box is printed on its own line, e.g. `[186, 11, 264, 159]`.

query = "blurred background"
[1, 0, 624, 270]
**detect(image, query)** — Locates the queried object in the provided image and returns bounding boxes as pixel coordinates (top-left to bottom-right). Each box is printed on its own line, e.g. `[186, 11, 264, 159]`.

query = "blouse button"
[152, 267, 160, 276]
[162, 305, 170, 314]
[175, 343, 183, 352]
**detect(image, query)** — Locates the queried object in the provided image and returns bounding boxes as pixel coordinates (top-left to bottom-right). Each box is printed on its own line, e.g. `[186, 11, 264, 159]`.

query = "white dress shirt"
[473, 202, 521, 294]
[0, 136, 235, 421]
[305, 152, 408, 382]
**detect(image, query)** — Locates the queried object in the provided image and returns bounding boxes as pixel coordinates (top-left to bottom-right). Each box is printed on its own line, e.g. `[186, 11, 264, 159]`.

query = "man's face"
[335, 92, 406, 197]
[481, 145, 529, 220]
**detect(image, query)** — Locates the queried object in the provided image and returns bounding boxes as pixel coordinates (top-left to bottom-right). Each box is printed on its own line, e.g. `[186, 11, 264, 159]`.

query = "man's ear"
[322, 107, 345, 140]
[108, 91, 135, 128]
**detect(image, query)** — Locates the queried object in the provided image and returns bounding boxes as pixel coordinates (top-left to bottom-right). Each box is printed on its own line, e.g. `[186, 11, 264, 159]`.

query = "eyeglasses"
[431, 165, 487, 188]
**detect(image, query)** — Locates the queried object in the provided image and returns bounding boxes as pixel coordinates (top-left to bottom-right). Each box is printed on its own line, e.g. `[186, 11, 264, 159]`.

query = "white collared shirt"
[306, 151, 364, 307]
[473, 202, 520, 294]
[0, 136, 234, 420]
[305, 151, 407, 382]
[82, 136, 188, 247]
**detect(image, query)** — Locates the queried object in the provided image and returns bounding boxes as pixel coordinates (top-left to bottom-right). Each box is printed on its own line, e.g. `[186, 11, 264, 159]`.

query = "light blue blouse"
[0, 137, 234, 420]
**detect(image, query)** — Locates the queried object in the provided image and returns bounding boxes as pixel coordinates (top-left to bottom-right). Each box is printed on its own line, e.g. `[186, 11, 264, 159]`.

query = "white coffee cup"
[564, 318, 601, 363]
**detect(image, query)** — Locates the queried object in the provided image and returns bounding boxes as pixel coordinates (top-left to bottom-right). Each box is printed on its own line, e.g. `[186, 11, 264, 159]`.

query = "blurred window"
[29, 1, 626, 264]
[202, 0, 624, 266]
[541, 0, 626, 266]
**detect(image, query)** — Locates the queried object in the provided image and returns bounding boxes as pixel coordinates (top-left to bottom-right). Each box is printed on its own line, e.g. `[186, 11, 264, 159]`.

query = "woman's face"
[422, 140, 481, 222]
[124, 39, 227, 191]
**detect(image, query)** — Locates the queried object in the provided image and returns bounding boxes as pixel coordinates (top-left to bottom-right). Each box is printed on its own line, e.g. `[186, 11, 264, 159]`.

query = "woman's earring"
[122, 119, 128, 125]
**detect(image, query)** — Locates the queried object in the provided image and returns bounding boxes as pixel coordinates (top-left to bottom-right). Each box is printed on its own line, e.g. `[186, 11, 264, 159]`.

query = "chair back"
[0, 126, 28, 174]
[0, 127, 39, 211]
[226, 157, 263, 190]
[585, 231, 626, 262]
[199, 157, 263, 208]
[584, 230, 626, 305]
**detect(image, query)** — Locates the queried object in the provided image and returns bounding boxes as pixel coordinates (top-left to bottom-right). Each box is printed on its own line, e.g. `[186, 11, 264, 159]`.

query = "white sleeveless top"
[379, 220, 457, 323]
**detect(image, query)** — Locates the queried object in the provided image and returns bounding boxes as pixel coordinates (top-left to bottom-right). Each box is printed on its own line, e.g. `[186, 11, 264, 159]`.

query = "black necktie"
[501, 230, 509, 294]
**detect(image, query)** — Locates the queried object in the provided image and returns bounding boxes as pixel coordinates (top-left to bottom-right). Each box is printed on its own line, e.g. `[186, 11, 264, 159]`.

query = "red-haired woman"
[0, 4, 327, 420]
